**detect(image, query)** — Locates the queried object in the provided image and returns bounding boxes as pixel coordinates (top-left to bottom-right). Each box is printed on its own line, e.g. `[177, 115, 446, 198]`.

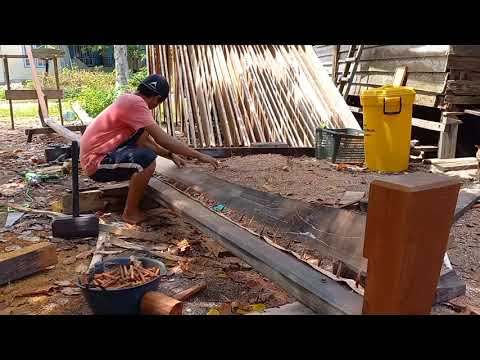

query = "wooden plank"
[448, 55, 480, 72]
[229, 46, 266, 143]
[147, 177, 363, 315]
[412, 118, 446, 132]
[71, 102, 92, 125]
[446, 80, 480, 95]
[177, 45, 197, 148]
[427, 157, 478, 171]
[44, 118, 81, 142]
[449, 46, 480, 57]
[438, 121, 459, 159]
[392, 66, 408, 86]
[362, 173, 460, 314]
[434, 269, 466, 304]
[53, 57, 64, 125]
[454, 185, 480, 220]
[0, 242, 58, 286]
[5, 89, 64, 101]
[25, 125, 85, 137]
[187, 46, 215, 146]
[302, 46, 361, 130]
[205, 46, 232, 146]
[182, 45, 205, 147]
[465, 108, 480, 117]
[355, 72, 447, 93]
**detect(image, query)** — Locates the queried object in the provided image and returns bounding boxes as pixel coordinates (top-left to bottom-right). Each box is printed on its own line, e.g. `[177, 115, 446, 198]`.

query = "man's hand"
[197, 153, 219, 170]
[171, 153, 187, 168]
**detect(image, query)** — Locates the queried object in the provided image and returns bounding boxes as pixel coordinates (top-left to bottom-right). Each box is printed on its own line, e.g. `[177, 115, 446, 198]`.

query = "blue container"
[78, 257, 166, 315]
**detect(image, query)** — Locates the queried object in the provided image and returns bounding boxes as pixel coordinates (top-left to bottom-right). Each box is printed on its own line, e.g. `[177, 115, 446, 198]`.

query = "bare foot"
[122, 209, 150, 225]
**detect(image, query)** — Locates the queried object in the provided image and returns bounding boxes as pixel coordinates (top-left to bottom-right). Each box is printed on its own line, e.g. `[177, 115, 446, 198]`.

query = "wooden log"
[362, 173, 460, 314]
[0, 242, 58, 285]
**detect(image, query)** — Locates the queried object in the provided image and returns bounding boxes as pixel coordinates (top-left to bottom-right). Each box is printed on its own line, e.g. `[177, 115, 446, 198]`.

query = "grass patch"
[0, 100, 72, 119]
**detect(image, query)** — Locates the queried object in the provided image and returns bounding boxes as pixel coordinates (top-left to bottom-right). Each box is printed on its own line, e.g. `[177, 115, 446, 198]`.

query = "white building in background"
[0, 45, 72, 85]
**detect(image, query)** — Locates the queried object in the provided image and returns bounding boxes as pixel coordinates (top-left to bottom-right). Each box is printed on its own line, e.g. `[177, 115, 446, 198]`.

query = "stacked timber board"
[146, 45, 360, 148]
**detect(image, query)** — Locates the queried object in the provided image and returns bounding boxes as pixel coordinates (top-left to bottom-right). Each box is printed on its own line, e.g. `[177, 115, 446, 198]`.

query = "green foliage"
[0, 90, 5, 101]
[77, 85, 116, 117]
[22, 67, 116, 117]
[127, 67, 148, 90]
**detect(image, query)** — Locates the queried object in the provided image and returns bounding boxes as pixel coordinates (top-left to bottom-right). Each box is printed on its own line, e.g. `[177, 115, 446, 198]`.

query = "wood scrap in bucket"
[80, 257, 161, 290]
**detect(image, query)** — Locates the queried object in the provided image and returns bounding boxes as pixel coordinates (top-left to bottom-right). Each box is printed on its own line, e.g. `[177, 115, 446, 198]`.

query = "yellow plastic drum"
[360, 85, 416, 172]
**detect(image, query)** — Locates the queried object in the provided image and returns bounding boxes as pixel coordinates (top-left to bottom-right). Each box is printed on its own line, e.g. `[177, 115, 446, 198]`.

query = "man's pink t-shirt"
[80, 93, 155, 176]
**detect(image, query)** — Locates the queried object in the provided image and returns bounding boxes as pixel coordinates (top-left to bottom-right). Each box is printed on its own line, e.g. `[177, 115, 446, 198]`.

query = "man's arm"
[145, 123, 219, 169]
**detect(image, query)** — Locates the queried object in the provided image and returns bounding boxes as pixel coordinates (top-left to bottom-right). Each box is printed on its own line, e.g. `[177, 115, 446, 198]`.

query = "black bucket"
[78, 257, 166, 315]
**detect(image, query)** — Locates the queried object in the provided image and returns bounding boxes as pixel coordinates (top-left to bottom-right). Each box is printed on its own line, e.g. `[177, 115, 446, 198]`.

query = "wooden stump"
[362, 173, 460, 315]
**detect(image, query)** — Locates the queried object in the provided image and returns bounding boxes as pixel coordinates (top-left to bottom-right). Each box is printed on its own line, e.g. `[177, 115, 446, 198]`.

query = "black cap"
[140, 74, 170, 100]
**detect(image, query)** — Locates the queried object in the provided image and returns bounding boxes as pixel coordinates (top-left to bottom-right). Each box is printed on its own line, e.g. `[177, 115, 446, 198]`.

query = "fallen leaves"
[207, 302, 266, 315]
[176, 239, 191, 254]
[201, 239, 229, 258]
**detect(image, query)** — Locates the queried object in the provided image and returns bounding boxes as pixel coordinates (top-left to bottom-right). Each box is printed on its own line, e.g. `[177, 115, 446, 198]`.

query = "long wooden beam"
[146, 177, 363, 315]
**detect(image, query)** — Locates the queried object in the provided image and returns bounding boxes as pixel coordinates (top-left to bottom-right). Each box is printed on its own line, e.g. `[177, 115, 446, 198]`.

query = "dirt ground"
[1, 118, 478, 315]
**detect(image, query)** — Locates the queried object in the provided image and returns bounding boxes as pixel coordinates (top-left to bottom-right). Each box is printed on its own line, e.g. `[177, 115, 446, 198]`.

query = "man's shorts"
[89, 128, 156, 183]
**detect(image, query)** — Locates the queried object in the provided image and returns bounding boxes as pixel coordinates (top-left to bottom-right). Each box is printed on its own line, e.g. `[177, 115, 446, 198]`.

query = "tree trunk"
[114, 45, 129, 90]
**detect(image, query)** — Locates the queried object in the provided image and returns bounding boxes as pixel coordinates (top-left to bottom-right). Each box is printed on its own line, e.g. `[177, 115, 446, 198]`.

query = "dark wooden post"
[3, 57, 14, 130]
[362, 173, 460, 315]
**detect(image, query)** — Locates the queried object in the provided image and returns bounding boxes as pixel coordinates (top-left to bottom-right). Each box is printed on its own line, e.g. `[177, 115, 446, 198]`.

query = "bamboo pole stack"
[146, 45, 361, 148]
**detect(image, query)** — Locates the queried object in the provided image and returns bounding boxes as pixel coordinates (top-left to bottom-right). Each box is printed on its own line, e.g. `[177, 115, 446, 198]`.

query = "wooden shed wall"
[313, 45, 451, 107]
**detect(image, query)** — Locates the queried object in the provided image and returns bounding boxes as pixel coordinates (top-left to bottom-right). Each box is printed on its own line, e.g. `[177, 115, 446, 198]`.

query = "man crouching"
[80, 74, 218, 224]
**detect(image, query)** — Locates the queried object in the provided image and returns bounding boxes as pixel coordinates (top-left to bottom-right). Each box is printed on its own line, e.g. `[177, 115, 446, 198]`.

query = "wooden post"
[362, 173, 460, 314]
[438, 113, 460, 159]
[3, 57, 14, 129]
[53, 57, 64, 125]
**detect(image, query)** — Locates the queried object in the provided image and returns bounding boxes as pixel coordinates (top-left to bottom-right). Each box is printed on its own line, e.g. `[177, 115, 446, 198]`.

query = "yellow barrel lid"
[360, 84, 416, 98]
[360, 85, 416, 107]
